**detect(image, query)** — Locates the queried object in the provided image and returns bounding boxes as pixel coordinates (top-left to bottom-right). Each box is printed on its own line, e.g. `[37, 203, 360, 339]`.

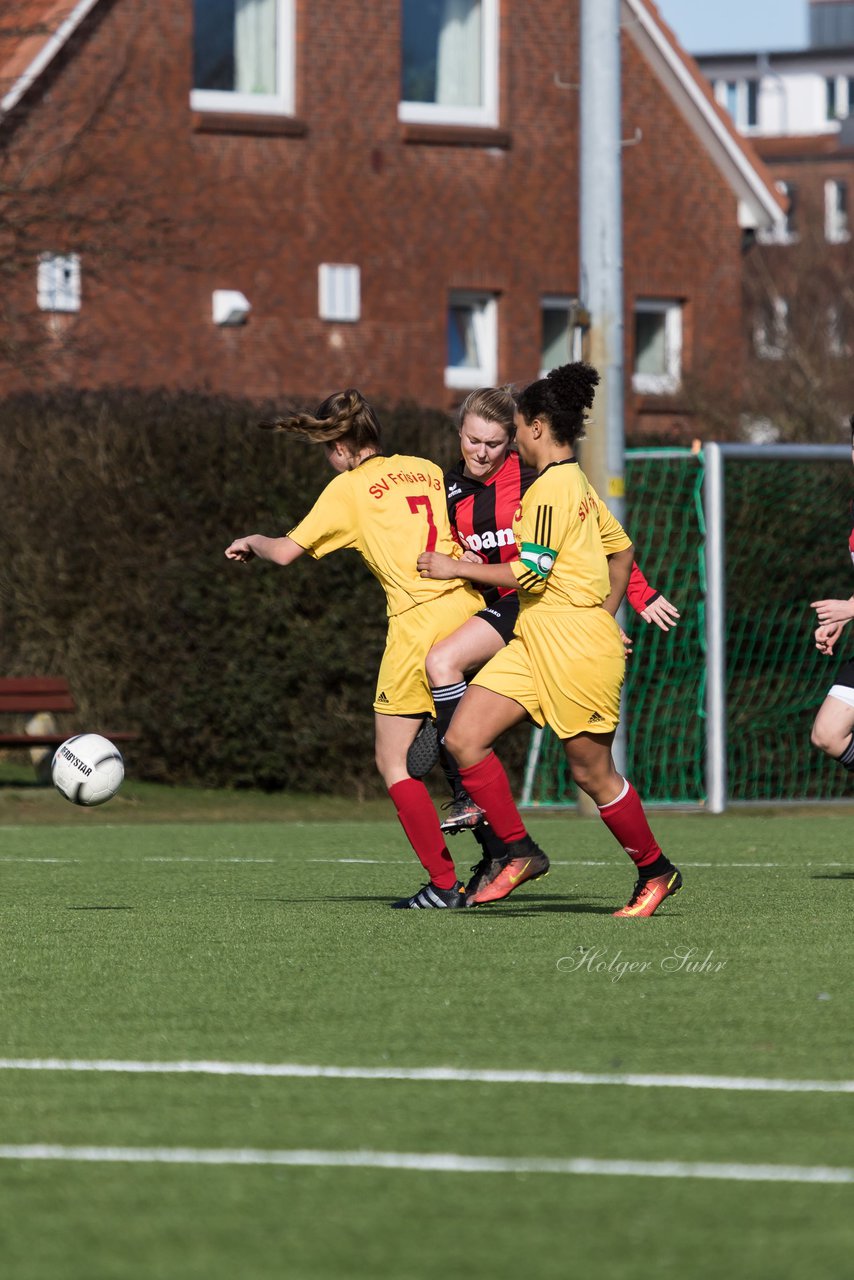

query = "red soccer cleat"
[465, 838, 550, 906]
[612, 868, 683, 918]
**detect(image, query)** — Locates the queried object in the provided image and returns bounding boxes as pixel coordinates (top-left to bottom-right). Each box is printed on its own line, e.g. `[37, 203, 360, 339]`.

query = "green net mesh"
[522, 447, 853, 808]
[724, 456, 851, 801]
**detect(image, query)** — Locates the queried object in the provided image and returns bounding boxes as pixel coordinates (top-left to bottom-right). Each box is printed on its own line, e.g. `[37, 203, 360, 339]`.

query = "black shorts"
[832, 658, 854, 690]
[476, 594, 519, 644]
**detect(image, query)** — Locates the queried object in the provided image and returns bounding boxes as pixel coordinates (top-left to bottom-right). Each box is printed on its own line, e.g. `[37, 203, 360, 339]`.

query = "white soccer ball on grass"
[51, 733, 124, 806]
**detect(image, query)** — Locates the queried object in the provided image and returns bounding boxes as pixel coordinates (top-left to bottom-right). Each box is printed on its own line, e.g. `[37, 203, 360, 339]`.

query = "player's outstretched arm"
[811, 597, 854, 628]
[225, 534, 306, 566]
[417, 550, 516, 591]
[640, 594, 681, 630]
[626, 560, 680, 631]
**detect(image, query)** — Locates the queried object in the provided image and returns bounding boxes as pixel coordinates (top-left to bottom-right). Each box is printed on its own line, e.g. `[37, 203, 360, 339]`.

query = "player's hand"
[417, 551, 460, 580]
[815, 621, 844, 655]
[225, 537, 256, 562]
[641, 594, 680, 631]
[460, 550, 485, 564]
[810, 598, 854, 627]
[619, 626, 633, 657]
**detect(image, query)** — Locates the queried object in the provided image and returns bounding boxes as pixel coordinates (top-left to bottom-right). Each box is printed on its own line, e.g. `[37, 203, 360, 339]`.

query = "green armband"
[519, 542, 557, 578]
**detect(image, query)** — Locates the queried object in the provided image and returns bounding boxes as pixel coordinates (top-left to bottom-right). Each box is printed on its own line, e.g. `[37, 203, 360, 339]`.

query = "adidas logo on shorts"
[588, 711, 605, 725]
[377, 692, 389, 704]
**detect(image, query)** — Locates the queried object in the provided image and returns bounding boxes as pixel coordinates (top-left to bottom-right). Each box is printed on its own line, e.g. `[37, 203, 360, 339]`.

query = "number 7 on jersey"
[407, 494, 438, 552]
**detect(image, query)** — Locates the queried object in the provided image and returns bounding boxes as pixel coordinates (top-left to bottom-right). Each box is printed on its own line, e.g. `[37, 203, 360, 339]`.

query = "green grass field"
[0, 775, 852, 1279]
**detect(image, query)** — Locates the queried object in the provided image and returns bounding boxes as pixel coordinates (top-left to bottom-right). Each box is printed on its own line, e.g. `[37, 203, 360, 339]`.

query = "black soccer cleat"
[439, 794, 487, 834]
[390, 880, 467, 909]
[406, 717, 440, 780]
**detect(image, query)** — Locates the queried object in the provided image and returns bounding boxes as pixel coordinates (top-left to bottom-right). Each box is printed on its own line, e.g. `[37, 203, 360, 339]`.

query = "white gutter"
[1, 0, 103, 115]
[622, 0, 787, 231]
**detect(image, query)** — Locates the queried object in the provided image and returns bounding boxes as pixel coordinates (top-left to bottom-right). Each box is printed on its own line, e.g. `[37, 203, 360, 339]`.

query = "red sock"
[598, 780, 662, 870]
[458, 753, 527, 844]
[388, 779, 457, 889]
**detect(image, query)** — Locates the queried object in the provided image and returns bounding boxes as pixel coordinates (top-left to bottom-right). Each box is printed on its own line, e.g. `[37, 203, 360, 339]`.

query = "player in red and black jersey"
[810, 414, 854, 771]
[428, 387, 680, 836]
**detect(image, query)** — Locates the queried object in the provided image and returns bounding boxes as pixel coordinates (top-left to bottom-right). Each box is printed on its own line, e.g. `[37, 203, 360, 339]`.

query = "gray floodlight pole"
[579, 0, 627, 789]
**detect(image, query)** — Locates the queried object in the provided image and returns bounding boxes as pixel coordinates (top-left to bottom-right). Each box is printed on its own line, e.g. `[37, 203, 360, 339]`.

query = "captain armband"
[518, 542, 557, 579]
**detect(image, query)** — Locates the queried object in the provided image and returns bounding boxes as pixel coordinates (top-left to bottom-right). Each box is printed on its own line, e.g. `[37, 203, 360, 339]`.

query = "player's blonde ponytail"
[260, 388, 383, 451]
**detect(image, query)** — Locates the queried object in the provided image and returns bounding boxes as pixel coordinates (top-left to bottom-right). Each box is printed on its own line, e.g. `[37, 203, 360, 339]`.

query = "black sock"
[432, 681, 468, 800]
[639, 854, 676, 882]
[472, 821, 508, 861]
[837, 735, 854, 770]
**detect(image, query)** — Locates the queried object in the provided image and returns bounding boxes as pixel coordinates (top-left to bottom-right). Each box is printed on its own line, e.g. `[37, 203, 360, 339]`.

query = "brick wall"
[0, 0, 753, 440]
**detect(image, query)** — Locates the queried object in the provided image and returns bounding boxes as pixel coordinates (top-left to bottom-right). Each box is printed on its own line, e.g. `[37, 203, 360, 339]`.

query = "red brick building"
[696, 4, 854, 437]
[0, 0, 784, 439]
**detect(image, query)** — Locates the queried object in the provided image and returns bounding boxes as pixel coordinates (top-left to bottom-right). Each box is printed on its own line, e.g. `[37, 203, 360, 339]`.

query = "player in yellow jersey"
[225, 388, 485, 908]
[417, 363, 682, 917]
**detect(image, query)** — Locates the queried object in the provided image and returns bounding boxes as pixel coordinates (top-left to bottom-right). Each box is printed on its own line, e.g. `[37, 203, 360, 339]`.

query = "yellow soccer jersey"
[288, 453, 464, 617]
[509, 459, 632, 612]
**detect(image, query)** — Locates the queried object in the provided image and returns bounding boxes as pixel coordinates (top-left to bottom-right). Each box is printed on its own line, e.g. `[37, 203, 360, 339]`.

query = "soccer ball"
[51, 734, 125, 806]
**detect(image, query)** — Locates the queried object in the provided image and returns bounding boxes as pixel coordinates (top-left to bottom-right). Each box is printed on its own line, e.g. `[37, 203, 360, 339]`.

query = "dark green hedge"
[0, 389, 528, 795]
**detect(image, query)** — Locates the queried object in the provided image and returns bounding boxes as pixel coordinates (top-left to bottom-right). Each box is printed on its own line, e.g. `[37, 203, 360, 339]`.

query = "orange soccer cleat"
[612, 868, 683, 918]
[465, 837, 550, 906]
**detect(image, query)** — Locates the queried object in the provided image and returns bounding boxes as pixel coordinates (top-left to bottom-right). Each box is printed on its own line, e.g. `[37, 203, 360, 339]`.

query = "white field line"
[0, 1145, 850, 1183]
[307, 858, 854, 869]
[1, 1059, 853, 1094]
[1, 856, 851, 869]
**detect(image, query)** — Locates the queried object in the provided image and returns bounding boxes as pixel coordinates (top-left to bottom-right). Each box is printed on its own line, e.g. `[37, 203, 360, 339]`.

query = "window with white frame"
[318, 265, 361, 323]
[192, 0, 295, 114]
[826, 75, 839, 121]
[632, 300, 682, 394]
[540, 296, 581, 375]
[446, 291, 497, 389]
[759, 180, 798, 245]
[827, 305, 850, 358]
[825, 179, 850, 243]
[400, 0, 498, 127]
[753, 297, 789, 360]
[715, 78, 758, 130]
[37, 253, 81, 312]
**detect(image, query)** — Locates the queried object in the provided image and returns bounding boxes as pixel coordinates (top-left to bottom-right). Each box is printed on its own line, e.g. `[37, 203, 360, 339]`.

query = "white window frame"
[318, 264, 361, 323]
[714, 78, 757, 130]
[539, 295, 581, 376]
[825, 179, 850, 244]
[191, 0, 296, 116]
[632, 299, 682, 395]
[445, 290, 497, 390]
[37, 253, 81, 313]
[399, 0, 499, 128]
[758, 180, 798, 245]
[754, 297, 789, 361]
[826, 305, 850, 359]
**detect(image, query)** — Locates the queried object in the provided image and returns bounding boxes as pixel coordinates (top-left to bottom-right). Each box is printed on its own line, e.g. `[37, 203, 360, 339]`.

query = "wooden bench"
[0, 677, 138, 748]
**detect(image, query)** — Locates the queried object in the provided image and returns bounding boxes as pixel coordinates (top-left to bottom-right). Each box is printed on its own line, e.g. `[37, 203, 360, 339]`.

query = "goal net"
[521, 443, 852, 810]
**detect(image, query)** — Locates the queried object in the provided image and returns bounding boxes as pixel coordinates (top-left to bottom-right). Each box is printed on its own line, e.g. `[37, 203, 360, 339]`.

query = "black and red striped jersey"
[444, 449, 661, 615]
[445, 451, 534, 599]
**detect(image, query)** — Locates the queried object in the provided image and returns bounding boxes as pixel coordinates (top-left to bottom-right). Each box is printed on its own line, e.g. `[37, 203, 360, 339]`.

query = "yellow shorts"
[471, 607, 625, 738]
[374, 585, 484, 715]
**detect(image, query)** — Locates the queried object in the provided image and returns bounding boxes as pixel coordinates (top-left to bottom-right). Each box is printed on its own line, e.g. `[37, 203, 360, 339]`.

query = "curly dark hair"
[515, 362, 600, 447]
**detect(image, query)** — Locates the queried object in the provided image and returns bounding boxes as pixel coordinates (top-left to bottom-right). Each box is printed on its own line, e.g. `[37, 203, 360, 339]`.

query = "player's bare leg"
[563, 732, 681, 918]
